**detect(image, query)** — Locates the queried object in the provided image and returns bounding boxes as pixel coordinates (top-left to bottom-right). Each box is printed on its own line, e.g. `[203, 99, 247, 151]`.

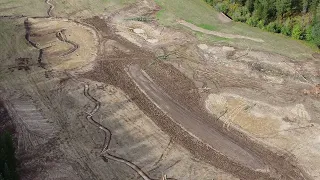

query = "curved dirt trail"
[56, 29, 80, 56]
[45, 0, 54, 17]
[83, 84, 153, 180]
[126, 64, 267, 171]
[178, 20, 264, 42]
[46, 0, 80, 57]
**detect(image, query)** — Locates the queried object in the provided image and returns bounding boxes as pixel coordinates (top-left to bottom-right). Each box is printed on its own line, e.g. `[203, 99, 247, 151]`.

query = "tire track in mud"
[83, 84, 154, 180]
[19, 1, 307, 177]
[126, 64, 266, 170]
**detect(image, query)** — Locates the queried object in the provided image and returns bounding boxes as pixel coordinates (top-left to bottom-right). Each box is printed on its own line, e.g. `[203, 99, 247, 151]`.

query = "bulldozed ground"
[0, 0, 320, 179]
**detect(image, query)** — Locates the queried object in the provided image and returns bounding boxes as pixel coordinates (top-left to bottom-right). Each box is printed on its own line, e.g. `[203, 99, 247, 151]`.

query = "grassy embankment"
[154, 0, 319, 59]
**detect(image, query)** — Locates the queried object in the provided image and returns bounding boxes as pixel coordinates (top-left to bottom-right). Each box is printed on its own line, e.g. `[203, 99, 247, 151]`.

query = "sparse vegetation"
[125, 16, 154, 22]
[198, 24, 217, 31]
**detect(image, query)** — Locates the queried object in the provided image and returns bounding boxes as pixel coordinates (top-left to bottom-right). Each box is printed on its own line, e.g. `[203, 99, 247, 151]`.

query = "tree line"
[204, 0, 320, 47]
[0, 132, 18, 180]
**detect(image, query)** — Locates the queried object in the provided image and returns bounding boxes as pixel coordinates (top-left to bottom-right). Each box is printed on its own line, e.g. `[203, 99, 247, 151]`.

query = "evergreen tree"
[310, 0, 319, 15]
[276, 0, 292, 18]
[281, 18, 293, 35]
[292, 24, 303, 39]
[246, 0, 255, 13]
[306, 25, 313, 40]
[311, 21, 320, 46]
[0, 173, 4, 180]
[253, 0, 276, 22]
[302, 0, 311, 13]
[292, 0, 303, 13]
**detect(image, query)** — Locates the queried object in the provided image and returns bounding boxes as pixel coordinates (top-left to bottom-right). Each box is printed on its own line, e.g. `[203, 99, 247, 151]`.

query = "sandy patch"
[197, 44, 208, 50]
[133, 28, 145, 34]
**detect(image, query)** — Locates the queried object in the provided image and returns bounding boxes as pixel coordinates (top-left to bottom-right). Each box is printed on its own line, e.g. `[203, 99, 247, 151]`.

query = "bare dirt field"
[0, 0, 320, 180]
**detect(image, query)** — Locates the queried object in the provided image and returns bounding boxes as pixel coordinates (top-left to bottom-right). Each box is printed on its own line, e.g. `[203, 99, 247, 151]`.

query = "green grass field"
[154, 0, 319, 59]
[0, 19, 32, 61]
[0, 0, 48, 17]
[0, 0, 136, 18]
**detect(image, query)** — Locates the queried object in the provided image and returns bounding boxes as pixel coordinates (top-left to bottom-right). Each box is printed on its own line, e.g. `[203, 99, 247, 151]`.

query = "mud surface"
[1, 0, 320, 179]
[126, 64, 265, 170]
[80, 16, 310, 179]
[81, 11, 320, 179]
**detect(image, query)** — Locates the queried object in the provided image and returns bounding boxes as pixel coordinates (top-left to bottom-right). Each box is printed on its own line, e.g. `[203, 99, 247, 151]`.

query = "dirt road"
[126, 64, 266, 171]
[178, 20, 264, 42]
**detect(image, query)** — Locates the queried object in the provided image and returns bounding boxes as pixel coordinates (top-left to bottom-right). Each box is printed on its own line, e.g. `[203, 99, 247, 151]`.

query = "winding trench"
[83, 84, 153, 180]
[45, 0, 54, 17]
[23, 1, 160, 179]
[56, 29, 80, 56]
[22, 0, 55, 69]
[24, 20, 46, 69]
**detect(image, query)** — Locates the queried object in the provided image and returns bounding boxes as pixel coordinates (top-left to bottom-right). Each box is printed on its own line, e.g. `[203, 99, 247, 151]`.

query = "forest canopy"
[204, 0, 320, 47]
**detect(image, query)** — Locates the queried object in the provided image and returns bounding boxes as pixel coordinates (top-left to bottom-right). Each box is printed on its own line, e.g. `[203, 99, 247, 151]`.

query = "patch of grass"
[198, 24, 216, 31]
[0, 19, 30, 60]
[186, 20, 216, 31]
[156, 8, 165, 20]
[154, 0, 318, 59]
[195, 31, 229, 43]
